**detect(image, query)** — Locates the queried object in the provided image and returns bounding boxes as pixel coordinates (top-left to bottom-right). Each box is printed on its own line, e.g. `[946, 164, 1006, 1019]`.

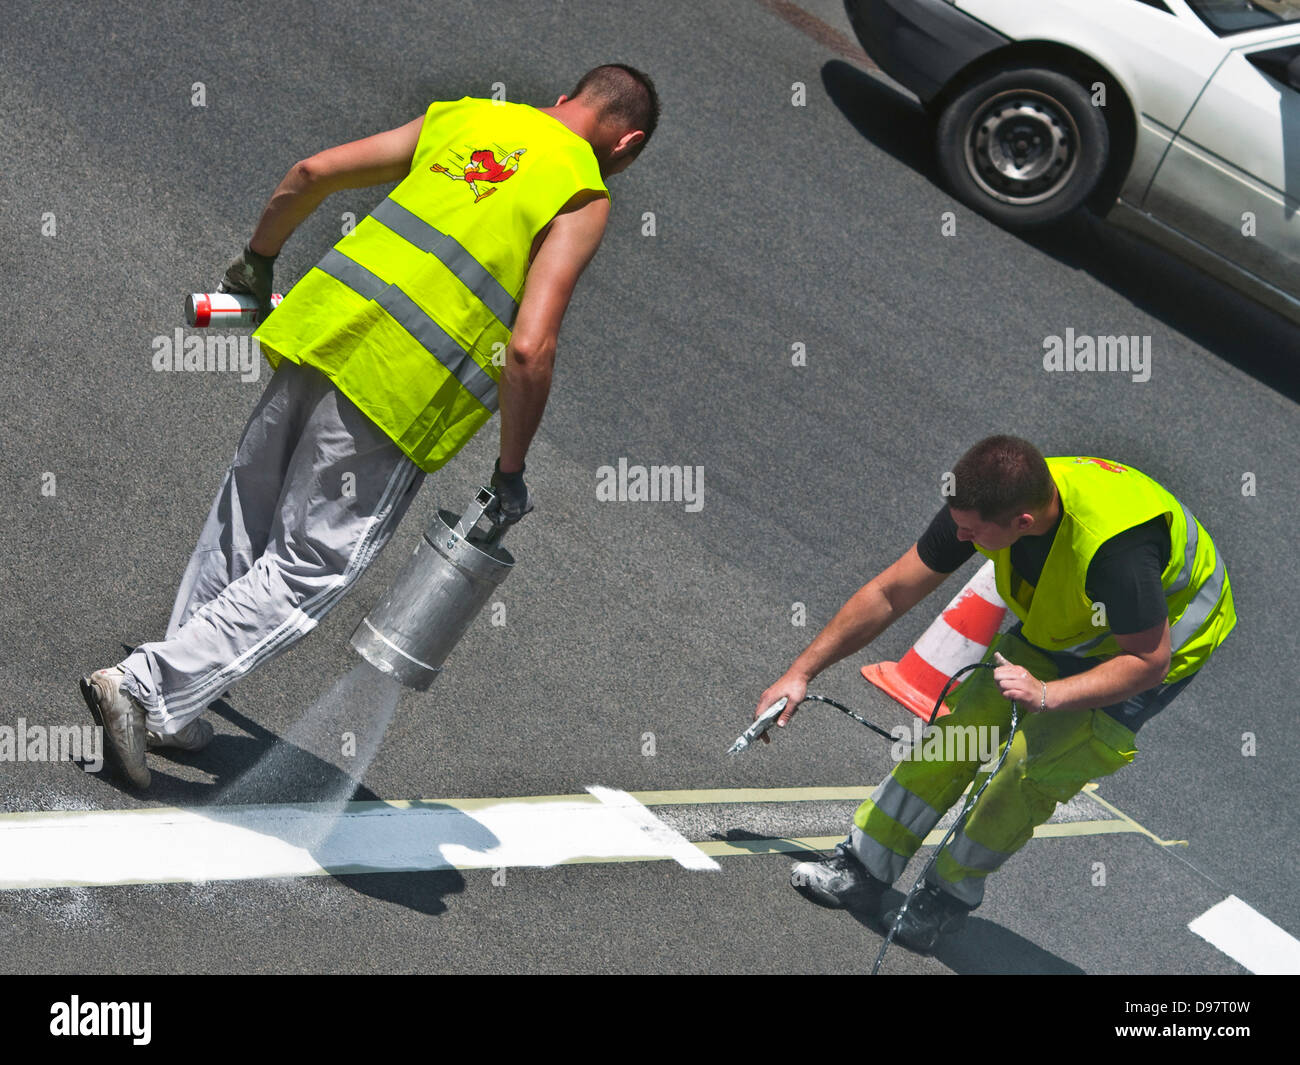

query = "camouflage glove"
[218, 243, 277, 317]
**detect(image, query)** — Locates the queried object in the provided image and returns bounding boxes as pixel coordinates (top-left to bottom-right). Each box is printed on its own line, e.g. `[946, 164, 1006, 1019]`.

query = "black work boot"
[790, 846, 888, 911]
[881, 882, 973, 952]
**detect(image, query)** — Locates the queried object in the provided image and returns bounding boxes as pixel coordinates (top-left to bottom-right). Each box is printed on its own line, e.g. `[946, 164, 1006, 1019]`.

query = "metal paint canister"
[349, 488, 514, 691]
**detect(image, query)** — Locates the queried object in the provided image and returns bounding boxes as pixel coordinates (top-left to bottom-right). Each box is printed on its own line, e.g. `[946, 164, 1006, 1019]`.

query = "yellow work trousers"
[848, 631, 1139, 907]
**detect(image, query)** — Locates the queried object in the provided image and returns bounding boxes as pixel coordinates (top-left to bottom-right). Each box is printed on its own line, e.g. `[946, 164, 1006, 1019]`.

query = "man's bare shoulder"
[554, 189, 611, 223]
[529, 191, 609, 262]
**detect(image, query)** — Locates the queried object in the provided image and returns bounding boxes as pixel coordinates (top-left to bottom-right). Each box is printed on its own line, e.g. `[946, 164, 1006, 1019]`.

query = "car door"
[1143, 23, 1300, 304]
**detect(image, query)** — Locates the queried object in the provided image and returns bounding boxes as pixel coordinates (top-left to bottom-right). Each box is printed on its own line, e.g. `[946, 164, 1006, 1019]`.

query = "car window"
[1186, 0, 1300, 34]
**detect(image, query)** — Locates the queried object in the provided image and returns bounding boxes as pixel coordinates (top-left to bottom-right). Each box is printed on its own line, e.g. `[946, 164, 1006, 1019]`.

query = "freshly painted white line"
[586, 786, 719, 872]
[0, 784, 1135, 891]
[1188, 895, 1300, 975]
[0, 789, 717, 891]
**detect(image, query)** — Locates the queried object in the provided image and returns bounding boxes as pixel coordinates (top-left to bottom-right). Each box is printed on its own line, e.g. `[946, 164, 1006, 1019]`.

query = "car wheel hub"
[964, 90, 1079, 206]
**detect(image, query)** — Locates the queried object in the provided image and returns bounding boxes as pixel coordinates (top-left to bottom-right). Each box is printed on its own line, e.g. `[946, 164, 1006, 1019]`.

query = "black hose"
[793, 660, 1021, 975]
[871, 664, 1018, 975]
[795, 661, 991, 741]
[800, 694, 898, 743]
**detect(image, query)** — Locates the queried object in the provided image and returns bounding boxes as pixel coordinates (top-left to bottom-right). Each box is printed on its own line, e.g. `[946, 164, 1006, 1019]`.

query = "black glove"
[486, 459, 534, 527]
[218, 242, 277, 318]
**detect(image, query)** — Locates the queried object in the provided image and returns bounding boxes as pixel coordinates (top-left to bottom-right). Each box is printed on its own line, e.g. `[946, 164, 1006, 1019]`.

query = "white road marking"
[0, 784, 1136, 892]
[586, 786, 719, 871]
[0, 788, 717, 891]
[1188, 895, 1300, 975]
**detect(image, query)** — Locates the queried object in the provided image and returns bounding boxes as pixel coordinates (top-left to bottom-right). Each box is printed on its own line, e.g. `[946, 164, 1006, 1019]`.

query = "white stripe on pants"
[121, 359, 425, 735]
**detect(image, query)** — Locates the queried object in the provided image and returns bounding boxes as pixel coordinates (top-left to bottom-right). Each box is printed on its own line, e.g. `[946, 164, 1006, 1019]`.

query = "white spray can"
[185, 291, 283, 327]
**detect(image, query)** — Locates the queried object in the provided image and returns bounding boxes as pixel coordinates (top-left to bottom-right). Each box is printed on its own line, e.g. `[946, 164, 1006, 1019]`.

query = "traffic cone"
[862, 559, 1006, 721]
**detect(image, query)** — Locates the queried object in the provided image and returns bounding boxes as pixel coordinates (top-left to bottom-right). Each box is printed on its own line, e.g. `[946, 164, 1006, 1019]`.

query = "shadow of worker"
[155, 683, 500, 918]
[848, 886, 1085, 975]
[759, 837, 1084, 975]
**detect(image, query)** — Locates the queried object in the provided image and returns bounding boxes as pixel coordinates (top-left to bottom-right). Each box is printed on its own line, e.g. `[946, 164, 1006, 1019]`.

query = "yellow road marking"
[691, 818, 1170, 860]
[1080, 782, 1188, 846]
[630, 787, 873, 806]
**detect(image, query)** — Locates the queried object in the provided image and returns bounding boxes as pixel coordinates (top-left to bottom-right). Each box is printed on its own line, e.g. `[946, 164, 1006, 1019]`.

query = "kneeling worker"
[755, 435, 1234, 952]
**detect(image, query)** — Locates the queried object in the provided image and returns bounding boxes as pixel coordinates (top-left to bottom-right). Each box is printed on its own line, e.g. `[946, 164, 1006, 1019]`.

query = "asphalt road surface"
[2, 0, 1297, 994]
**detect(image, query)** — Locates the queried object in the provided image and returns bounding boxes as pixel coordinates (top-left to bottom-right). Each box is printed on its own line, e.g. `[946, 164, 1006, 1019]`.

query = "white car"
[845, 0, 1300, 324]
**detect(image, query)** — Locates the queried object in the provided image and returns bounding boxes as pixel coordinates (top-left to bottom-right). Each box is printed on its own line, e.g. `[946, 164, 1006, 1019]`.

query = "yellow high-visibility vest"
[973, 457, 1235, 681]
[254, 97, 608, 471]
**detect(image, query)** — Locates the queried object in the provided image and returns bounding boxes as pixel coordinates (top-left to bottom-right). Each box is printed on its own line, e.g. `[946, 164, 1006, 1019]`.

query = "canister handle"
[454, 487, 507, 546]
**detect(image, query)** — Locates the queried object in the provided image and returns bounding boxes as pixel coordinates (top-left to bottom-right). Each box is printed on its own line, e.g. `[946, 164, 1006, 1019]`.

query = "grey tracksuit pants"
[121, 359, 425, 735]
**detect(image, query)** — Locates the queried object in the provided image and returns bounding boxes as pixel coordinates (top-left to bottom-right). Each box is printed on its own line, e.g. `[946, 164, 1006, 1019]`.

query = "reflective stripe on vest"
[1058, 497, 1220, 658]
[1169, 549, 1226, 652]
[368, 199, 518, 329]
[316, 246, 499, 410]
[252, 97, 609, 475]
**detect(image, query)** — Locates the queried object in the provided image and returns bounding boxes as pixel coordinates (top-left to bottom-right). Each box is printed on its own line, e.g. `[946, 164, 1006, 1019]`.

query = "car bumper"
[843, 0, 1009, 103]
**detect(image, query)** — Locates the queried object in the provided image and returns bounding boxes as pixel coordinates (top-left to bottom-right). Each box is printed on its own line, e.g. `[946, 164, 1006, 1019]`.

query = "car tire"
[936, 66, 1110, 228]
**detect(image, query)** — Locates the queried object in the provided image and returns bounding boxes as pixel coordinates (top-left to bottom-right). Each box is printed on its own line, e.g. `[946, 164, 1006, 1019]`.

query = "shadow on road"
[109, 695, 495, 918]
[776, 840, 1083, 974]
[821, 58, 1299, 403]
[853, 887, 1085, 975]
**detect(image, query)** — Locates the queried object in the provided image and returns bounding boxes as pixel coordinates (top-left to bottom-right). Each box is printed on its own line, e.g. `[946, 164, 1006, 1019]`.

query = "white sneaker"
[79, 666, 150, 788]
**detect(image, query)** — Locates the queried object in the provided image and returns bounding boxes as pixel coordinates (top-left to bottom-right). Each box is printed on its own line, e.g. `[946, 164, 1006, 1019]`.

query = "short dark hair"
[948, 435, 1052, 522]
[571, 64, 659, 154]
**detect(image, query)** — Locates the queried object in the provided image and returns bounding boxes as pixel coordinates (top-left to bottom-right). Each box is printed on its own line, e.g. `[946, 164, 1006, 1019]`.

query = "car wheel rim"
[963, 89, 1080, 206]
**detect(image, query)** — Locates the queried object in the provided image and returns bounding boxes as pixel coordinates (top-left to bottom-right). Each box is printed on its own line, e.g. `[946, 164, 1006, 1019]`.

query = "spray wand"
[729, 661, 1022, 974]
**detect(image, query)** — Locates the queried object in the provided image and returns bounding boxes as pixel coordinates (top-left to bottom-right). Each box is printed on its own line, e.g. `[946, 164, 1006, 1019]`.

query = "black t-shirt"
[917, 506, 1171, 636]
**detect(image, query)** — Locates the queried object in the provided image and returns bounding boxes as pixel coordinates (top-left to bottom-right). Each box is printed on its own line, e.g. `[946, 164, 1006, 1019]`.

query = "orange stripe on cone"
[862, 559, 1007, 721]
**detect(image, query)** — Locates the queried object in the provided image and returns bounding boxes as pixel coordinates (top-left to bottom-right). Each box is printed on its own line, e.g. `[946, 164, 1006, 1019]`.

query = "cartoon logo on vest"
[1074, 457, 1128, 474]
[431, 147, 526, 203]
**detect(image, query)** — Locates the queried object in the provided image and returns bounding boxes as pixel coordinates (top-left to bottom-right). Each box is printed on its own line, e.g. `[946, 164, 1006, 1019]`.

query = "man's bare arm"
[497, 191, 611, 473]
[995, 619, 1171, 712]
[755, 544, 950, 730]
[247, 115, 425, 257]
